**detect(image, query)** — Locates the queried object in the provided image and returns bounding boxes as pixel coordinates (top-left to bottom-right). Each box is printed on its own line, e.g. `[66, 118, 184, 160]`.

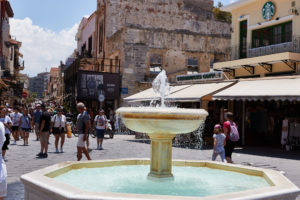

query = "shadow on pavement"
[7, 181, 24, 200]
[234, 146, 300, 161]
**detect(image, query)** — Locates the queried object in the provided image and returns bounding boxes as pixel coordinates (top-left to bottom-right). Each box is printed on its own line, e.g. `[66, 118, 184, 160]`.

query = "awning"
[124, 85, 191, 102]
[124, 82, 235, 102]
[213, 76, 300, 101]
[166, 82, 235, 102]
[214, 52, 300, 70]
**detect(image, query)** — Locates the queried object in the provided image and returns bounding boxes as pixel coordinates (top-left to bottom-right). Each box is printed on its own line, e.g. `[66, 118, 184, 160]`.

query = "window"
[252, 21, 292, 48]
[187, 58, 199, 74]
[150, 55, 162, 74]
[98, 22, 103, 53]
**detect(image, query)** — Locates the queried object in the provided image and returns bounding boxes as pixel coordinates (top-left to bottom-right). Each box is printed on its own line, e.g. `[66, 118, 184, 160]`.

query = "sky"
[9, 0, 233, 77]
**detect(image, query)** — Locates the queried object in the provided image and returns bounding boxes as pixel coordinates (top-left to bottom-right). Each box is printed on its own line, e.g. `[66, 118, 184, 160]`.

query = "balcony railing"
[230, 36, 300, 60]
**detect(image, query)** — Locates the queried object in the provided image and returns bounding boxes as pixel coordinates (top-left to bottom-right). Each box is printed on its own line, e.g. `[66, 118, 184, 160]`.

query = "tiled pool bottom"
[54, 165, 270, 197]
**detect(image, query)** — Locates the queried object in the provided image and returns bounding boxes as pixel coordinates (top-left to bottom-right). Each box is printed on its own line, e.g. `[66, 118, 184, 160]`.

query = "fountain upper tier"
[117, 107, 208, 135]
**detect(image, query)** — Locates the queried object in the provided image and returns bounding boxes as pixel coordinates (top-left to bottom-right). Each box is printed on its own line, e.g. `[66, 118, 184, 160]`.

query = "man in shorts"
[32, 104, 42, 141]
[10, 107, 22, 144]
[76, 103, 91, 161]
[37, 104, 51, 158]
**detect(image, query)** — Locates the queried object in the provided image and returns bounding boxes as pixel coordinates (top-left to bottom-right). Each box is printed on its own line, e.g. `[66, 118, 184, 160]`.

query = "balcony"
[231, 37, 300, 60]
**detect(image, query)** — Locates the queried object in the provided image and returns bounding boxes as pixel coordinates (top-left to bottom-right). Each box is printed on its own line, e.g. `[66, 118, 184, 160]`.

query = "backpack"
[229, 122, 240, 142]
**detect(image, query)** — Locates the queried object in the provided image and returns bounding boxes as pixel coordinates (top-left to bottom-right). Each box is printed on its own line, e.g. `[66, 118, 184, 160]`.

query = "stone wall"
[98, 0, 231, 100]
[106, 0, 230, 38]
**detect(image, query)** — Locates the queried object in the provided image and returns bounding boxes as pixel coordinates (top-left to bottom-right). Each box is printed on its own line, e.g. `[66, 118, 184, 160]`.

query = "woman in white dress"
[0, 122, 7, 199]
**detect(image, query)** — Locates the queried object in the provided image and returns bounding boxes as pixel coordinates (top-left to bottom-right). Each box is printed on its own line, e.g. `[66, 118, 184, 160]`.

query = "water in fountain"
[151, 70, 170, 107]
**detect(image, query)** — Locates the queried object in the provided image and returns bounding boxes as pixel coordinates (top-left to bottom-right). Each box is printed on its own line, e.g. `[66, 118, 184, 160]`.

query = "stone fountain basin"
[117, 107, 208, 135]
[20, 159, 300, 200]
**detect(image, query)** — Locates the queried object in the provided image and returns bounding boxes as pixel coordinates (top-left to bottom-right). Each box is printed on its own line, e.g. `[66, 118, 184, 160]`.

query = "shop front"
[76, 71, 120, 115]
[213, 76, 300, 148]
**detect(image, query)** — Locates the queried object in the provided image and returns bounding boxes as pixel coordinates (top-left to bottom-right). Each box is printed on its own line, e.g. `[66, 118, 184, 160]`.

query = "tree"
[213, 2, 232, 23]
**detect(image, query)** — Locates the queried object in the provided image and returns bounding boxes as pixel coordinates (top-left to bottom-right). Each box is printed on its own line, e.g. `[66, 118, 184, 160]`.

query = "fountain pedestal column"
[148, 134, 175, 179]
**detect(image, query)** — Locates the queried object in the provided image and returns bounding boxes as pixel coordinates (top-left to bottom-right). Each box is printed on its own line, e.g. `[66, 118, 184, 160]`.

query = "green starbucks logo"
[262, 1, 275, 20]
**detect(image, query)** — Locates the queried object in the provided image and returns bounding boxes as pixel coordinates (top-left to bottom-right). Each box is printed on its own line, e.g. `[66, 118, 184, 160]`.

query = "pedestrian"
[50, 107, 66, 153]
[10, 107, 22, 144]
[0, 108, 12, 162]
[94, 109, 107, 150]
[0, 122, 7, 199]
[223, 112, 240, 163]
[76, 103, 91, 161]
[36, 104, 51, 158]
[32, 104, 42, 141]
[212, 124, 226, 162]
[19, 108, 32, 146]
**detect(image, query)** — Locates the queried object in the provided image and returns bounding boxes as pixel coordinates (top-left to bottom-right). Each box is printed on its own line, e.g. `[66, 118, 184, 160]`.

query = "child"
[212, 124, 226, 162]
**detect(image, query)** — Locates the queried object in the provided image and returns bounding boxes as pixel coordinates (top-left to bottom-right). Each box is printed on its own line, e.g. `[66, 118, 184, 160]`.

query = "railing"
[230, 36, 300, 60]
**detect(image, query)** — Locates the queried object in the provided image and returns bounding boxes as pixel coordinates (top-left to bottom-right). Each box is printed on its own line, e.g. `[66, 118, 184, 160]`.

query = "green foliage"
[213, 2, 232, 23]
[28, 92, 37, 103]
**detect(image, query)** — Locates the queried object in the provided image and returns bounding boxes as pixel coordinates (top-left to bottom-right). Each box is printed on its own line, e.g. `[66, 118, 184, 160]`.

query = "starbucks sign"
[262, 1, 275, 20]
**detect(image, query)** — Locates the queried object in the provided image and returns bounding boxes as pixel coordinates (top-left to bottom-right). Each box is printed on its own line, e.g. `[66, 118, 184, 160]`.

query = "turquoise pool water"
[53, 165, 270, 197]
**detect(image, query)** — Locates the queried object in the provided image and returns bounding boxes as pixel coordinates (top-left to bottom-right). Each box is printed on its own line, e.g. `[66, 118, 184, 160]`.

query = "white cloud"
[10, 18, 78, 77]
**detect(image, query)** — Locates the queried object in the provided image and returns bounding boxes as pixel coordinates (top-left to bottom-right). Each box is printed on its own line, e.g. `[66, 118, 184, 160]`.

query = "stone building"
[94, 0, 231, 101]
[0, 0, 25, 106]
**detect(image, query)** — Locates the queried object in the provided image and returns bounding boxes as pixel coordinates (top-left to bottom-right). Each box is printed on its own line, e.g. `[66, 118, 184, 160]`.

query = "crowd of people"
[0, 102, 116, 162]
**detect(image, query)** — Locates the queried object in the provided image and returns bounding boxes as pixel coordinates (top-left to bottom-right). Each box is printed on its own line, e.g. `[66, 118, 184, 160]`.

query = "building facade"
[76, 12, 96, 57]
[214, 0, 300, 78]
[94, 0, 231, 102]
[212, 0, 300, 147]
[29, 72, 50, 99]
[0, 0, 25, 106]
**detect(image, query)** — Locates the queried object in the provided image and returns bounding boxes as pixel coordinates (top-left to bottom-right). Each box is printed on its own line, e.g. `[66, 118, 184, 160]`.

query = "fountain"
[117, 70, 208, 179]
[20, 71, 300, 200]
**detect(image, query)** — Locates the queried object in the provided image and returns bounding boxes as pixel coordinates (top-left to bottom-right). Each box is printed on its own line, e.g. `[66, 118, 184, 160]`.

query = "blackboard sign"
[77, 71, 120, 101]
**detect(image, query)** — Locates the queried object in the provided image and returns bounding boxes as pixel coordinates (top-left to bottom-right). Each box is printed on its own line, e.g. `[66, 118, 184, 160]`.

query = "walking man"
[76, 103, 91, 161]
[37, 104, 51, 158]
[32, 104, 42, 141]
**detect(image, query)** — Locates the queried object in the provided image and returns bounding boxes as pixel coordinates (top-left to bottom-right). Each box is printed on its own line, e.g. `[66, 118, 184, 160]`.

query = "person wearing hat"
[212, 124, 226, 162]
[37, 104, 51, 158]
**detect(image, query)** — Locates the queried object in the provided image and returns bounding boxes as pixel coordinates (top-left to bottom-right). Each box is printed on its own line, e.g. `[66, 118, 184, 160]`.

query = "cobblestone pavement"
[5, 133, 300, 200]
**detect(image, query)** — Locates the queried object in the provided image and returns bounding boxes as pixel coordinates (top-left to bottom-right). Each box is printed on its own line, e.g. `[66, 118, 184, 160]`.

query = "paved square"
[5, 133, 300, 200]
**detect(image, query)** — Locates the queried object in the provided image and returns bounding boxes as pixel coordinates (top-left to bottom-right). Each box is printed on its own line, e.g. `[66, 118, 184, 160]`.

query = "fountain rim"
[116, 107, 208, 119]
[21, 159, 300, 200]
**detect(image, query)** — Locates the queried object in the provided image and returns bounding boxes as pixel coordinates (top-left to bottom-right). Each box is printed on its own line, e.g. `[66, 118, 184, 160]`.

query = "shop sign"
[121, 88, 129, 95]
[262, 1, 275, 20]
[77, 71, 120, 101]
[176, 71, 223, 83]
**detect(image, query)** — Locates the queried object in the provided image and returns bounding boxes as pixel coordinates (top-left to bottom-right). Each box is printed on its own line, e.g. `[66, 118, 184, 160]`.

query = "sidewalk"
[5, 134, 300, 200]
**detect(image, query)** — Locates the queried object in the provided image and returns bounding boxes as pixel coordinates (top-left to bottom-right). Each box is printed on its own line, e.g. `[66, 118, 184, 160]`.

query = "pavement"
[5, 133, 300, 200]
